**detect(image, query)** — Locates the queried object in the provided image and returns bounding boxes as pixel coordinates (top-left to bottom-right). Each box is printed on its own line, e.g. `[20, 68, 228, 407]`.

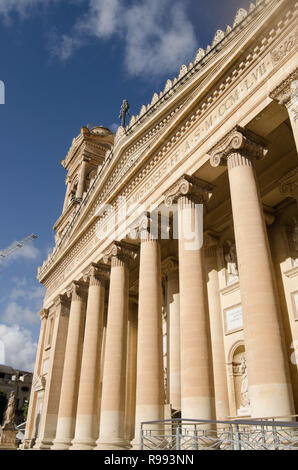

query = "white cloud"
[0, 241, 41, 266]
[1, 302, 40, 326]
[0, 324, 37, 371]
[0, 278, 44, 326]
[52, 0, 197, 78]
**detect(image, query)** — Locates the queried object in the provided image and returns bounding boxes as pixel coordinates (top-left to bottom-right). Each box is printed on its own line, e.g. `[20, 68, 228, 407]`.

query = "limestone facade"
[25, 0, 298, 450]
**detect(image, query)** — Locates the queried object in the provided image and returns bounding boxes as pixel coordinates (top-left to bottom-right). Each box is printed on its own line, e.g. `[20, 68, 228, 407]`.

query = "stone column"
[76, 159, 88, 199]
[23, 309, 48, 449]
[162, 258, 181, 413]
[209, 126, 295, 418]
[204, 234, 230, 422]
[95, 242, 137, 450]
[51, 282, 87, 450]
[124, 298, 138, 443]
[34, 295, 70, 449]
[132, 214, 165, 448]
[164, 176, 214, 421]
[71, 264, 109, 450]
[270, 68, 298, 153]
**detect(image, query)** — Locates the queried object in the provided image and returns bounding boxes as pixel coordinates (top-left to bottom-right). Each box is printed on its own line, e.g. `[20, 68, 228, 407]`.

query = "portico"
[24, 0, 298, 451]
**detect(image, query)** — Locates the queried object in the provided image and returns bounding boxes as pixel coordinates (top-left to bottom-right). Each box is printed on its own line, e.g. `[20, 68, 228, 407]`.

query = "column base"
[94, 438, 131, 451]
[51, 438, 72, 450]
[130, 439, 141, 451]
[33, 438, 53, 450]
[70, 438, 97, 450]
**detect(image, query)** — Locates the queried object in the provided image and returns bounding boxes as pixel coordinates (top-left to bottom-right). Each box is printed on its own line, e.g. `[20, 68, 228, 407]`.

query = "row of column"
[33, 124, 295, 450]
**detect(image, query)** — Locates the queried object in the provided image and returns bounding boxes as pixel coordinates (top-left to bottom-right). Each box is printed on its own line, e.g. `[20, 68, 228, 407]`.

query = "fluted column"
[270, 68, 298, 153]
[209, 126, 295, 418]
[95, 242, 137, 450]
[71, 264, 109, 450]
[24, 309, 48, 449]
[34, 296, 70, 449]
[163, 258, 181, 413]
[165, 177, 214, 421]
[132, 214, 164, 448]
[204, 234, 230, 422]
[52, 282, 87, 450]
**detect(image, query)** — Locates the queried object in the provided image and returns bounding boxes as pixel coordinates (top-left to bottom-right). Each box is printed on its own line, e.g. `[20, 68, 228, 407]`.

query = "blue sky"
[0, 0, 253, 371]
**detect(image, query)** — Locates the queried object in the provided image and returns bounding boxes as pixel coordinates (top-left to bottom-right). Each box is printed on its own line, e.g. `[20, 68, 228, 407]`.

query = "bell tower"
[54, 126, 114, 242]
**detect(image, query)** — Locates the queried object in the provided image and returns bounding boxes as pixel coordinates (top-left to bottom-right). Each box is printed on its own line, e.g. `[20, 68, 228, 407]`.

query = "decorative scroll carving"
[279, 167, 298, 202]
[32, 375, 46, 393]
[270, 29, 298, 65]
[67, 281, 87, 301]
[270, 67, 298, 105]
[38, 308, 49, 321]
[103, 241, 138, 267]
[270, 67, 298, 121]
[130, 211, 169, 241]
[82, 262, 110, 285]
[164, 175, 213, 207]
[208, 126, 268, 167]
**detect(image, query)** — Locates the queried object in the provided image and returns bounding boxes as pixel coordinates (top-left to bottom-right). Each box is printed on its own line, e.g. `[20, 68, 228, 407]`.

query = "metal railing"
[140, 418, 298, 450]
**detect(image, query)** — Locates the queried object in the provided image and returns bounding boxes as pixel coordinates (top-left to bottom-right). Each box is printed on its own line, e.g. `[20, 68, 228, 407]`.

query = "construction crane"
[0, 234, 38, 259]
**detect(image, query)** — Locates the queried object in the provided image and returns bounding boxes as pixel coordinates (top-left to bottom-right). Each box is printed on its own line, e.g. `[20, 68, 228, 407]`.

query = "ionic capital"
[279, 166, 298, 202]
[270, 68, 298, 112]
[103, 241, 138, 267]
[208, 126, 268, 168]
[38, 308, 49, 321]
[67, 281, 87, 302]
[83, 263, 110, 286]
[54, 294, 70, 316]
[164, 175, 213, 207]
[130, 212, 169, 241]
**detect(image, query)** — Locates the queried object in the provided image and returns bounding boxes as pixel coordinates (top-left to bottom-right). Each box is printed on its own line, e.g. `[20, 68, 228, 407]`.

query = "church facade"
[24, 0, 298, 450]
